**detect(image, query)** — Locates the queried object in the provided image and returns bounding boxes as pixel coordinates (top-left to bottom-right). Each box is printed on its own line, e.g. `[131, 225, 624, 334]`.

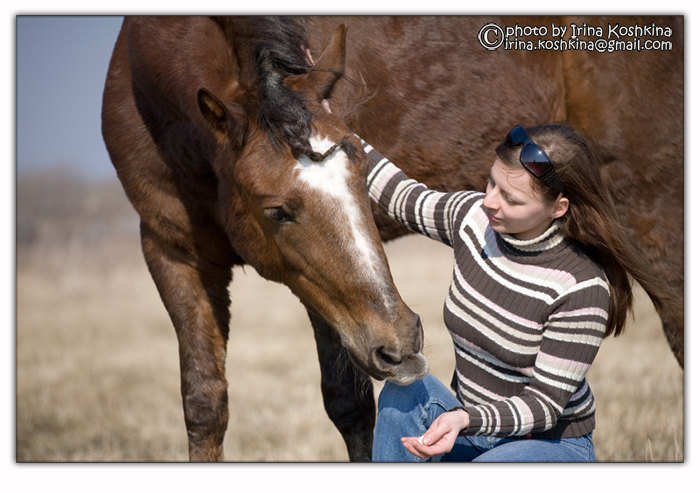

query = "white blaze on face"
[295, 135, 393, 311]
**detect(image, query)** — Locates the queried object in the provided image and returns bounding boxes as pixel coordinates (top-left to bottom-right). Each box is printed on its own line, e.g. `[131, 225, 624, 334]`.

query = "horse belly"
[308, 16, 566, 239]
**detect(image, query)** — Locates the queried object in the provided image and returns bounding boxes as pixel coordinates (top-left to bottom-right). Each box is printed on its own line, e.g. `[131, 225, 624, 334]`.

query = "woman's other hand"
[401, 409, 469, 459]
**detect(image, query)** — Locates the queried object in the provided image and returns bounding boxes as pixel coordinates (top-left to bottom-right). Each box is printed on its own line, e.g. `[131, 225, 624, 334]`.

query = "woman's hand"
[321, 99, 332, 114]
[401, 409, 469, 459]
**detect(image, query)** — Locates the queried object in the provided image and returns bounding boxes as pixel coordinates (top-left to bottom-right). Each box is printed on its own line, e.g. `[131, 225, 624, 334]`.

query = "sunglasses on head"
[504, 125, 566, 195]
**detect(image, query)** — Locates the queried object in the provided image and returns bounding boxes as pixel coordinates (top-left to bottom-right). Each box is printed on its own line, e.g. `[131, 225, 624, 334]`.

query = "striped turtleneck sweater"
[364, 141, 610, 439]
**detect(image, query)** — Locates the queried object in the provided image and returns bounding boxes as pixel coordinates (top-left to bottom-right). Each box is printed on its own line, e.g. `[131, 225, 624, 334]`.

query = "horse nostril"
[375, 346, 402, 366]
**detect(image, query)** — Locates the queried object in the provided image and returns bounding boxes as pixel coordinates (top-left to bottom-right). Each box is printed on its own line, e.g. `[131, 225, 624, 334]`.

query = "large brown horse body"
[102, 16, 683, 461]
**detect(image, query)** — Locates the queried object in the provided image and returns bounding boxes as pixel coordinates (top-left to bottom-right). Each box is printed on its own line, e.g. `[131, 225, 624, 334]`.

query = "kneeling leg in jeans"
[372, 374, 595, 462]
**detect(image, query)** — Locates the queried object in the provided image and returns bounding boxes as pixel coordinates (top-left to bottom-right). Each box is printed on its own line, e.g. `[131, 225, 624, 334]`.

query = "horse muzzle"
[381, 352, 430, 386]
[361, 315, 430, 385]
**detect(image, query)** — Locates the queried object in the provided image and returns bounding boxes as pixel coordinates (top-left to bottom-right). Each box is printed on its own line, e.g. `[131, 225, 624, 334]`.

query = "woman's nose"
[483, 188, 498, 211]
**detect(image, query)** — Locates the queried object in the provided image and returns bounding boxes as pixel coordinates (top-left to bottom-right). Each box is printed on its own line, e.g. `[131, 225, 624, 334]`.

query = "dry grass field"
[15, 172, 684, 462]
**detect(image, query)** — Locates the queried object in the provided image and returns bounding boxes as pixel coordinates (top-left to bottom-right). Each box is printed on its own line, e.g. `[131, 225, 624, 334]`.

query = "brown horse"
[102, 16, 683, 462]
[102, 16, 429, 461]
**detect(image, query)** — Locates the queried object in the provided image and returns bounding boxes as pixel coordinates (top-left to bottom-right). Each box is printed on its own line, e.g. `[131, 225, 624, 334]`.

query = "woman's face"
[483, 158, 568, 240]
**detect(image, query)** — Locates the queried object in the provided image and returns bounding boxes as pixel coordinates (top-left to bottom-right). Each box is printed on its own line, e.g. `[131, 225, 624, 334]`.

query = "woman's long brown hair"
[496, 124, 672, 337]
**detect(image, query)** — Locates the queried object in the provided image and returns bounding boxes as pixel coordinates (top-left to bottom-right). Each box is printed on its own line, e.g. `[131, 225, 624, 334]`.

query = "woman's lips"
[486, 211, 501, 223]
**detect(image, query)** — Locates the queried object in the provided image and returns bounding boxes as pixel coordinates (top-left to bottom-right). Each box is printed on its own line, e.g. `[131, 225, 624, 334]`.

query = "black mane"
[251, 16, 326, 161]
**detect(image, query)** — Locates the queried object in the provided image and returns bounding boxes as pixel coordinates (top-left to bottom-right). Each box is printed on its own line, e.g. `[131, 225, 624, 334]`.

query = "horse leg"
[308, 310, 375, 462]
[140, 220, 233, 461]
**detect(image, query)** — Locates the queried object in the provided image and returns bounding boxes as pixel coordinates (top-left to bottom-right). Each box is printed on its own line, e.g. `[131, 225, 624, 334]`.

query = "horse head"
[196, 21, 428, 385]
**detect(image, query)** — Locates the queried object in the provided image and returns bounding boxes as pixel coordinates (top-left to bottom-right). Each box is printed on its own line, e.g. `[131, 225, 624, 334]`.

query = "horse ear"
[197, 88, 247, 147]
[288, 24, 347, 101]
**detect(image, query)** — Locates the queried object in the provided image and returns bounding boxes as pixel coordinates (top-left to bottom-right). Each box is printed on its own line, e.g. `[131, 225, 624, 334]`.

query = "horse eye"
[264, 206, 295, 224]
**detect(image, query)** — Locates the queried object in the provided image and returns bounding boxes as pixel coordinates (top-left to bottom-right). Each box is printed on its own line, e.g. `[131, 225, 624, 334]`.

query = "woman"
[361, 124, 668, 462]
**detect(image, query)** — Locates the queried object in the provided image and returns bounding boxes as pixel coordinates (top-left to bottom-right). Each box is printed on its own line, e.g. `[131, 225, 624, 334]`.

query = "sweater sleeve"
[460, 276, 610, 438]
[361, 139, 476, 248]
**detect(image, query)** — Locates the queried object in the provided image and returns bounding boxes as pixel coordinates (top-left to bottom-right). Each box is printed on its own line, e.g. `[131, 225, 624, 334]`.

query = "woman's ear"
[552, 196, 569, 219]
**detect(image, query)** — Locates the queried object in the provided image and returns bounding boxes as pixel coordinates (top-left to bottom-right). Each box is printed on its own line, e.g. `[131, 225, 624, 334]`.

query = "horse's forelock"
[252, 16, 319, 159]
[252, 16, 311, 76]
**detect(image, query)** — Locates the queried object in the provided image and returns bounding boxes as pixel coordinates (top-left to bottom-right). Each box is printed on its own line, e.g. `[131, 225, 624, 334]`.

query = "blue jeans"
[373, 374, 596, 462]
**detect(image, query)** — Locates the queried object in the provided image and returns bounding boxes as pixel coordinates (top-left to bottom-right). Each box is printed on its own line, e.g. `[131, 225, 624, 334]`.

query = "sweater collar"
[498, 221, 566, 254]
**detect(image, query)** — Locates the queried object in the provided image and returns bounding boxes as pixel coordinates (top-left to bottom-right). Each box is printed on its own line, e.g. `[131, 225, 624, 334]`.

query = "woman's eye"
[264, 206, 295, 224]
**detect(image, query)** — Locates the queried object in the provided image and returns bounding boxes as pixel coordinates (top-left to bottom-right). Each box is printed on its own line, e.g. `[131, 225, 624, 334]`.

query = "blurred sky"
[17, 16, 123, 180]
